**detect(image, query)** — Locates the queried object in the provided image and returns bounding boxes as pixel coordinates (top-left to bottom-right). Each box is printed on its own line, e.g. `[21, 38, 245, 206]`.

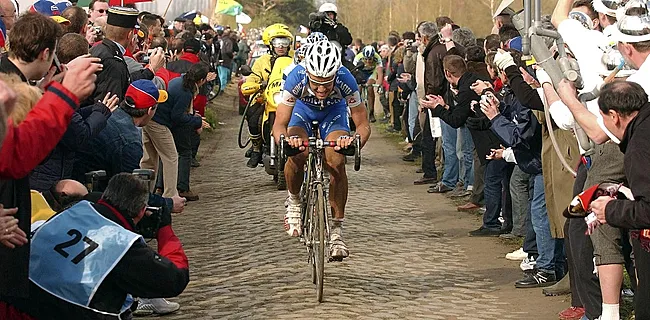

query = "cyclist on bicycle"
[242, 23, 293, 168]
[273, 40, 371, 259]
[352, 45, 383, 123]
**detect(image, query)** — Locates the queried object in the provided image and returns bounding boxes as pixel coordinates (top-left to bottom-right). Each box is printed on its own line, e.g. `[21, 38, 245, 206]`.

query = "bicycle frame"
[278, 120, 361, 302]
[300, 121, 331, 258]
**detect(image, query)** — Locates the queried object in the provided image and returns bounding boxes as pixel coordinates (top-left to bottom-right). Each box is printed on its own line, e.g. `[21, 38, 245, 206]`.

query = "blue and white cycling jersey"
[281, 65, 362, 110]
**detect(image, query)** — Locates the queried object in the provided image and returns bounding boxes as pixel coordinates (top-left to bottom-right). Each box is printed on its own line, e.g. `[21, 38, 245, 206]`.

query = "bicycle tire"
[237, 100, 253, 149]
[354, 134, 361, 171]
[315, 183, 325, 302]
[276, 170, 286, 190]
[208, 85, 220, 101]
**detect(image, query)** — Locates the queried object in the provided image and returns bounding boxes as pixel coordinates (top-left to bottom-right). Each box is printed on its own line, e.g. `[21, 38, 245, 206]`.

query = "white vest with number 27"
[30, 200, 143, 318]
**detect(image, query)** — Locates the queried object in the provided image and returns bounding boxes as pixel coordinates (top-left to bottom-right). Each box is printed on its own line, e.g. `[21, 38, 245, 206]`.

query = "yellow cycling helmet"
[262, 23, 293, 46]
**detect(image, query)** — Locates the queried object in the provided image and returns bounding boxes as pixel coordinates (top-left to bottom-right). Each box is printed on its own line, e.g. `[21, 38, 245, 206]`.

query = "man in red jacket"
[0, 12, 101, 319]
[25, 173, 189, 319]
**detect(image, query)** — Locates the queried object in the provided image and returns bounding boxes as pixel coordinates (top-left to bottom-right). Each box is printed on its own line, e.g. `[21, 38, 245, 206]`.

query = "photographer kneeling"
[26, 173, 189, 319]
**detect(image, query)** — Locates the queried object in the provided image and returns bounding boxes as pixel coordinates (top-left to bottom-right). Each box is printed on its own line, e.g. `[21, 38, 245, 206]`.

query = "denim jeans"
[510, 166, 532, 237]
[483, 159, 510, 230]
[407, 93, 419, 141]
[441, 123, 475, 189]
[191, 130, 200, 160]
[458, 126, 474, 187]
[523, 207, 538, 257]
[217, 65, 230, 93]
[531, 173, 557, 274]
[172, 126, 193, 191]
[441, 121, 458, 189]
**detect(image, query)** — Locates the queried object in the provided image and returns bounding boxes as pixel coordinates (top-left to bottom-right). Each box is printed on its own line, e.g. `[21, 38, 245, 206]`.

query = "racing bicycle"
[279, 121, 361, 302]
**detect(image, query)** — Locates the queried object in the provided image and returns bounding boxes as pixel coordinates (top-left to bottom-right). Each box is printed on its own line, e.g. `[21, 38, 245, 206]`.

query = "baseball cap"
[54, 0, 71, 13]
[562, 182, 632, 218]
[125, 80, 168, 109]
[183, 38, 201, 53]
[29, 0, 70, 24]
[506, 36, 522, 51]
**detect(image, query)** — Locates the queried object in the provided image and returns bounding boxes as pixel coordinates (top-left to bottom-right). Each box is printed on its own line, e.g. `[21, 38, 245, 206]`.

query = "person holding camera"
[309, 3, 352, 55]
[84, 7, 159, 108]
[25, 173, 189, 319]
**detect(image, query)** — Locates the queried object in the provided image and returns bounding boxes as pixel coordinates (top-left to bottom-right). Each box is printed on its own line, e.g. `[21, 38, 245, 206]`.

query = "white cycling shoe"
[329, 225, 349, 260]
[284, 196, 301, 237]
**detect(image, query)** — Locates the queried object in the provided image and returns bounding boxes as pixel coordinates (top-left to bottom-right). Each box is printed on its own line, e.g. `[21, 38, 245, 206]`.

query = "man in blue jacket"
[73, 79, 186, 218]
[477, 49, 562, 289]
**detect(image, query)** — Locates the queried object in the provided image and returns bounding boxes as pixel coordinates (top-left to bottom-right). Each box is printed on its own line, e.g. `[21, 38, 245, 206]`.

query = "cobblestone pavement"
[163, 102, 538, 320]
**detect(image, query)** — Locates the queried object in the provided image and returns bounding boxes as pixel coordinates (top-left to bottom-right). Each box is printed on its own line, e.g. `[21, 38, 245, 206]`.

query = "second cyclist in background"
[352, 45, 383, 123]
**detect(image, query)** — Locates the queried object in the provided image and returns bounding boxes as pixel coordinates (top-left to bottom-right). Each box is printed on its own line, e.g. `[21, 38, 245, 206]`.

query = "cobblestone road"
[163, 102, 540, 320]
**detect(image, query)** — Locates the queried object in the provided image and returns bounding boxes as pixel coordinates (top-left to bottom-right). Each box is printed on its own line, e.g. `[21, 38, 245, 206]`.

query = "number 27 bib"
[30, 200, 142, 309]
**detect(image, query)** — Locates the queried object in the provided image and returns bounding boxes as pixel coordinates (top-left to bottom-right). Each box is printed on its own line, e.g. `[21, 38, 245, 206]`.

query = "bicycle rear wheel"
[315, 183, 325, 302]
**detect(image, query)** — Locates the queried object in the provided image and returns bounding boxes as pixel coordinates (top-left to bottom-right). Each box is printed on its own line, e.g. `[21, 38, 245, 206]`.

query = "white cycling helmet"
[362, 45, 376, 58]
[305, 40, 341, 78]
[306, 31, 328, 45]
[294, 44, 311, 64]
[319, 2, 338, 13]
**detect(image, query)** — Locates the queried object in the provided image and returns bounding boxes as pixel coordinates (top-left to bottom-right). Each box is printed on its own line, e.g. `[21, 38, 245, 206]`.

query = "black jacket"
[490, 86, 543, 175]
[24, 201, 189, 319]
[606, 103, 650, 230]
[85, 40, 154, 107]
[319, 22, 352, 48]
[29, 104, 111, 192]
[432, 72, 502, 164]
[0, 57, 32, 300]
[422, 37, 448, 97]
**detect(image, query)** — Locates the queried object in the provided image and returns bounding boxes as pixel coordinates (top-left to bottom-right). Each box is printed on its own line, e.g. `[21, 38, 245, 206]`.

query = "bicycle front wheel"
[237, 101, 253, 149]
[315, 183, 325, 302]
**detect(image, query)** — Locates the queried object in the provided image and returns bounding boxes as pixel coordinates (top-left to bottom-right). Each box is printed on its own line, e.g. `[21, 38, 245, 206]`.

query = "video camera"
[131, 169, 165, 239]
[309, 11, 340, 38]
[308, 12, 329, 31]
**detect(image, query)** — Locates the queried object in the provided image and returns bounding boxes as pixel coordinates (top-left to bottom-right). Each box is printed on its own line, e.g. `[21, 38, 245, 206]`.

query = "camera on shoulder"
[308, 11, 331, 33]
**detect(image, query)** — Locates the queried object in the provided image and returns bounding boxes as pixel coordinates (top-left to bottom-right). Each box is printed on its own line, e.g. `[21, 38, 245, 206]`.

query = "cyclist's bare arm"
[349, 106, 371, 148]
[376, 66, 384, 84]
[273, 101, 293, 144]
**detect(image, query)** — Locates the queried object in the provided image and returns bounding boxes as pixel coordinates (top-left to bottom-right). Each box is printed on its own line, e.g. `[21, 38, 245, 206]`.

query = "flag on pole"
[215, 0, 242, 16]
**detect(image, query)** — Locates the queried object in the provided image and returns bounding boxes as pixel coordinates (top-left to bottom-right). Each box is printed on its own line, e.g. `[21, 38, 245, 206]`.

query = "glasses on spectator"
[93, 9, 106, 13]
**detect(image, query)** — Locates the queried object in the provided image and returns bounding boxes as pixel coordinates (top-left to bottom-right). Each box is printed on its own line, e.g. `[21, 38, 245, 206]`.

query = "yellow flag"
[215, 0, 243, 16]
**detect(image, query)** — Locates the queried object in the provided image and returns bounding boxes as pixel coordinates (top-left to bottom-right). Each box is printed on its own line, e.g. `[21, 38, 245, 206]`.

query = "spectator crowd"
[0, 0, 249, 317]
[0, 0, 649, 319]
[339, 0, 650, 319]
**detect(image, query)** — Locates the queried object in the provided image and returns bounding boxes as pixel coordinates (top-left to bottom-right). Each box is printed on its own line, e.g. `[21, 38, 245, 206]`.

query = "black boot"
[245, 147, 253, 158]
[247, 151, 262, 168]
